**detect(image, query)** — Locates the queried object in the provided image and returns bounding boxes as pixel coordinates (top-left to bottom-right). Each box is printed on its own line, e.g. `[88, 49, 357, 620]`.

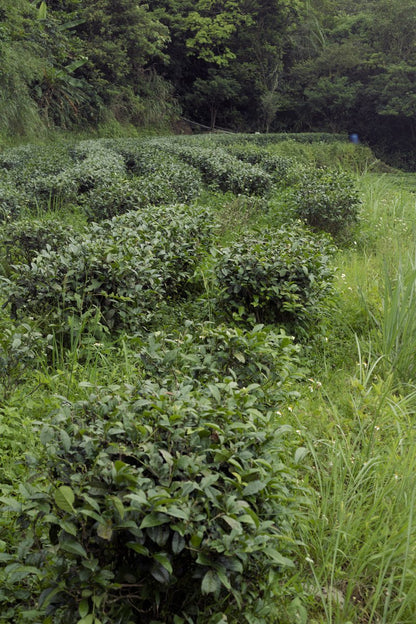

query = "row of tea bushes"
[0, 136, 364, 241]
[1, 210, 335, 338]
[0, 140, 204, 222]
[1, 365, 306, 623]
[0, 204, 214, 332]
[153, 138, 273, 196]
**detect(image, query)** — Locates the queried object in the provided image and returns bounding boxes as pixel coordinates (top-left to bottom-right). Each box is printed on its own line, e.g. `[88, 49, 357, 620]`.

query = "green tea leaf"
[54, 486, 75, 513]
[201, 570, 221, 595]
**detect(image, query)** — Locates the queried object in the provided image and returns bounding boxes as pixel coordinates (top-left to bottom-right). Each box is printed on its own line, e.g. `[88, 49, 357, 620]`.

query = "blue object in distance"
[349, 133, 359, 144]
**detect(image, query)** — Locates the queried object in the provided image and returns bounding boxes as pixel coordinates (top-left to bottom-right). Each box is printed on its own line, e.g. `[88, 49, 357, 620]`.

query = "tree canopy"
[1, 0, 416, 163]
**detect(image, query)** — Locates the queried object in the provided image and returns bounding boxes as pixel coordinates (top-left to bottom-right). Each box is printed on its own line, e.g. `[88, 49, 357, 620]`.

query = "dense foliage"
[1, 135, 416, 624]
[1, 2, 416, 163]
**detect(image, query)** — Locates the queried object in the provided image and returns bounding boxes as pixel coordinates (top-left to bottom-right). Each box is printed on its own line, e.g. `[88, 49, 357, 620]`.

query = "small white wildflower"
[305, 556, 314, 565]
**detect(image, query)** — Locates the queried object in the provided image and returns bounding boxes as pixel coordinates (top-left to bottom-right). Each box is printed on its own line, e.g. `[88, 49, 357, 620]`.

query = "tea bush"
[158, 140, 273, 196]
[0, 143, 73, 178]
[2, 205, 213, 331]
[214, 225, 334, 327]
[0, 379, 305, 623]
[70, 144, 126, 194]
[0, 218, 78, 269]
[82, 177, 153, 220]
[83, 165, 202, 221]
[23, 171, 79, 208]
[0, 317, 51, 399]
[138, 322, 304, 393]
[286, 168, 361, 237]
[225, 144, 295, 186]
[0, 177, 29, 222]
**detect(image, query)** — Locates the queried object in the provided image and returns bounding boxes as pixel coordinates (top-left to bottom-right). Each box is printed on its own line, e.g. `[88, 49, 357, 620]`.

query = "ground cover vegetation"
[1, 1, 416, 166]
[0, 132, 415, 623]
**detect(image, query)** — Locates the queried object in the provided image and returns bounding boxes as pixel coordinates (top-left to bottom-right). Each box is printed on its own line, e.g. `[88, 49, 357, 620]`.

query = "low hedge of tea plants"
[0, 133, 378, 624]
[155, 139, 273, 196]
[1, 370, 306, 623]
[286, 168, 361, 238]
[1, 204, 214, 332]
[213, 225, 335, 327]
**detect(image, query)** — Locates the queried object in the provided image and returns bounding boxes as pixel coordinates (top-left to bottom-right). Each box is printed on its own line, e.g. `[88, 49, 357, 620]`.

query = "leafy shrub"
[0, 177, 29, 222]
[0, 218, 78, 269]
[207, 132, 347, 147]
[91, 137, 147, 173]
[70, 144, 126, 193]
[287, 168, 361, 237]
[84, 165, 202, 221]
[138, 322, 303, 394]
[0, 317, 51, 399]
[1, 205, 213, 331]
[23, 171, 79, 207]
[214, 225, 334, 327]
[158, 140, 273, 196]
[82, 177, 150, 220]
[226, 144, 295, 186]
[0, 379, 304, 623]
[0, 144, 72, 177]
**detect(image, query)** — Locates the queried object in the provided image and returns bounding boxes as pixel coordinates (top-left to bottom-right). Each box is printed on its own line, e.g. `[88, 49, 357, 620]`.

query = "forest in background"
[1, 0, 416, 167]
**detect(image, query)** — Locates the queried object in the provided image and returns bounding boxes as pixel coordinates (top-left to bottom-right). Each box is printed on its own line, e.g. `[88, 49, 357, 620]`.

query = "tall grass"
[284, 171, 416, 623]
[298, 408, 416, 623]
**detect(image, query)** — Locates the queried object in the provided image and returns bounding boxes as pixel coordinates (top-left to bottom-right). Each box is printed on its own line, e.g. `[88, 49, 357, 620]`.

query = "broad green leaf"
[126, 492, 147, 507]
[164, 506, 189, 520]
[264, 548, 295, 568]
[216, 567, 231, 590]
[110, 495, 125, 520]
[140, 513, 169, 529]
[223, 515, 242, 531]
[153, 552, 173, 574]
[234, 351, 246, 363]
[79, 599, 89, 618]
[77, 615, 94, 624]
[172, 532, 185, 554]
[159, 448, 173, 466]
[54, 486, 75, 513]
[127, 542, 149, 556]
[61, 521, 77, 537]
[60, 430, 71, 452]
[243, 480, 266, 496]
[60, 539, 88, 559]
[208, 383, 221, 402]
[201, 570, 221, 595]
[151, 562, 170, 584]
[97, 522, 113, 541]
[294, 447, 309, 464]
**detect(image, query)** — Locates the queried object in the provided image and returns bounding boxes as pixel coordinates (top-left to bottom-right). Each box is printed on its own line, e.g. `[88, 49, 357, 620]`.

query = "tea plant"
[0, 379, 306, 623]
[214, 225, 334, 327]
[0, 218, 78, 269]
[0, 316, 51, 399]
[287, 168, 361, 238]
[137, 322, 304, 394]
[157, 139, 273, 196]
[1, 205, 214, 331]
